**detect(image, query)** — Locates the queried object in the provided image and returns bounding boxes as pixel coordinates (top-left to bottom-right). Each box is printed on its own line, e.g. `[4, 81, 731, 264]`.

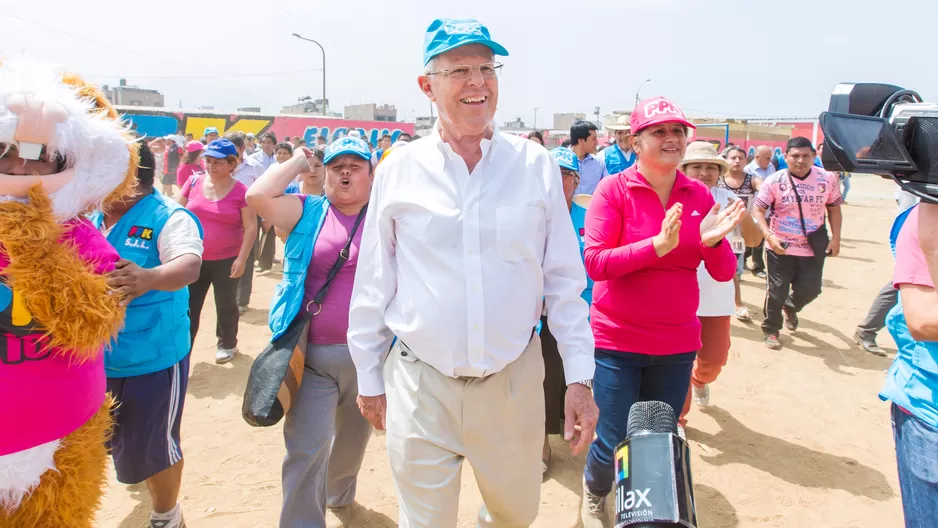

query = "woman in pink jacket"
[579, 96, 744, 525]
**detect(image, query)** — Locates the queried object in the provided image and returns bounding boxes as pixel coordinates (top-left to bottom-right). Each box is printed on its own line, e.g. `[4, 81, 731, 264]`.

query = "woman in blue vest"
[881, 203, 938, 527]
[246, 137, 373, 528]
[540, 146, 593, 473]
[92, 140, 204, 528]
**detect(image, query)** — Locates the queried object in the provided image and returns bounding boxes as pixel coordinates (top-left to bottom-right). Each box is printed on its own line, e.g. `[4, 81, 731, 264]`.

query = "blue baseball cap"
[203, 139, 238, 159]
[324, 136, 372, 165]
[550, 147, 579, 172]
[204, 126, 219, 135]
[423, 18, 509, 66]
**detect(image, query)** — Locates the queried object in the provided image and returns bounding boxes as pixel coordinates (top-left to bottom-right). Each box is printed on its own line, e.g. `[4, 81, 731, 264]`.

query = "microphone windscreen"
[626, 400, 678, 438]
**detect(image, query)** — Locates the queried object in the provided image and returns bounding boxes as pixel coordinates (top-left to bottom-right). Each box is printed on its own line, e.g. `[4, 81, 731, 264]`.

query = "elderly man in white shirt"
[347, 18, 598, 528]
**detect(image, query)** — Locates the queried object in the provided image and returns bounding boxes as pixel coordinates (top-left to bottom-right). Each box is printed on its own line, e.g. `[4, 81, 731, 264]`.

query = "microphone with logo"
[614, 401, 697, 527]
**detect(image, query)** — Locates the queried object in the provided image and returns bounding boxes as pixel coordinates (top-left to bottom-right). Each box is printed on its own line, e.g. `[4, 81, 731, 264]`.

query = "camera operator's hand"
[766, 233, 786, 255]
[827, 237, 841, 257]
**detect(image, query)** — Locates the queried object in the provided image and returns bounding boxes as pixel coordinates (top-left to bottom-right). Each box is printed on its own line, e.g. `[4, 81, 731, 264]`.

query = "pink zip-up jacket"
[0, 219, 118, 456]
[584, 167, 737, 355]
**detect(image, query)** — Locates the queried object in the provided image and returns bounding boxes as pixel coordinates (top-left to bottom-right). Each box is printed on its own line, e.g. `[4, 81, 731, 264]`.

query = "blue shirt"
[573, 153, 608, 195]
[744, 160, 776, 179]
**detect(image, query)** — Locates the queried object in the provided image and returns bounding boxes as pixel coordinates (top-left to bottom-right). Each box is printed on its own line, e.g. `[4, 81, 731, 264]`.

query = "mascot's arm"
[0, 185, 124, 361]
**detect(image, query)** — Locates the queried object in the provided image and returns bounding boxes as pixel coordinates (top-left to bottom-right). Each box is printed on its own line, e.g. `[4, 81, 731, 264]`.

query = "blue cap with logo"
[324, 136, 372, 165]
[203, 139, 238, 159]
[423, 18, 509, 66]
[550, 147, 579, 172]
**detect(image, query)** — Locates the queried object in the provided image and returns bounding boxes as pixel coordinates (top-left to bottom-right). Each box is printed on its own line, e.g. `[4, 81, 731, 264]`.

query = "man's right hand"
[357, 394, 388, 430]
[766, 233, 787, 255]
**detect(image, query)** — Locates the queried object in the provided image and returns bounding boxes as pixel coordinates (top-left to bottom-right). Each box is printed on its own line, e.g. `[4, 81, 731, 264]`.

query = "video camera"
[818, 83, 938, 204]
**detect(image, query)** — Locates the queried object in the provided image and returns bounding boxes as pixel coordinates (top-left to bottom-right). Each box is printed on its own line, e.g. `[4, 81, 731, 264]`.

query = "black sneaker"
[854, 331, 887, 357]
[764, 334, 782, 350]
[752, 270, 767, 279]
[783, 307, 799, 332]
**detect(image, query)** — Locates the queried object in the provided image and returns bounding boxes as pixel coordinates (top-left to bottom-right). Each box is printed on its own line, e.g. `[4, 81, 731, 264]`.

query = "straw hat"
[682, 141, 729, 174]
[606, 114, 631, 132]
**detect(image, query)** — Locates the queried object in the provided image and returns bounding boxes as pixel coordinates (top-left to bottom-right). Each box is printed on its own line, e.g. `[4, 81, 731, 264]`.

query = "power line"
[0, 12, 220, 73]
[84, 69, 324, 80]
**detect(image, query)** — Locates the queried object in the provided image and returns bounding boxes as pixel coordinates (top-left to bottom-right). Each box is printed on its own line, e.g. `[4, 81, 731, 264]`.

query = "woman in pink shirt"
[176, 140, 204, 188]
[579, 97, 743, 523]
[179, 139, 257, 364]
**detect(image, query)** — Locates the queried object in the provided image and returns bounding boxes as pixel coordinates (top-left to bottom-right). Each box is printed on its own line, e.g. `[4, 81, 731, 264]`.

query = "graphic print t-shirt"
[754, 167, 843, 257]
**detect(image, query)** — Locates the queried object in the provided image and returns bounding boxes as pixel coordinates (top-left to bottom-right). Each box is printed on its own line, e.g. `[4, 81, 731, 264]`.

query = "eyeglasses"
[426, 62, 503, 81]
[561, 169, 580, 181]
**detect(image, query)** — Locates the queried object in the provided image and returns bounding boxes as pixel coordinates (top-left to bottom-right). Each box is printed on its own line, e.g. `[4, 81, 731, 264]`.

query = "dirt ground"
[96, 175, 905, 527]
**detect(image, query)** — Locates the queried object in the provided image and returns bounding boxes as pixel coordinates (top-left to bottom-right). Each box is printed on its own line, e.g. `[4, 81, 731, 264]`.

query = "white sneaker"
[677, 424, 687, 440]
[693, 383, 711, 407]
[215, 346, 238, 364]
[150, 504, 185, 528]
[580, 478, 611, 528]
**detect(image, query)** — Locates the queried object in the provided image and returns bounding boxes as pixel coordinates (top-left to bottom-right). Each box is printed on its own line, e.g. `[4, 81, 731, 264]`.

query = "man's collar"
[432, 118, 501, 160]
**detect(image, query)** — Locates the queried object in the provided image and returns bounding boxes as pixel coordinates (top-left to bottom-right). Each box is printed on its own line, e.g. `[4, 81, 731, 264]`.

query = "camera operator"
[880, 201, 938, 527]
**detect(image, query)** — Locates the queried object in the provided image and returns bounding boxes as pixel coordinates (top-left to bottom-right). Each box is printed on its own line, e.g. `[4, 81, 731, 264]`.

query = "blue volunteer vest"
[880, 204, 938, 428]
[91, 190, 203, 378]
[602, 143, 636, 175]
[268, 195, 331, 340]
[570, 201, 593, 305]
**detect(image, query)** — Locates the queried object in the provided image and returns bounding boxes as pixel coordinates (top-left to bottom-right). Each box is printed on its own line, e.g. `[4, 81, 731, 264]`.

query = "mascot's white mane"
[0, 58, 132, 220]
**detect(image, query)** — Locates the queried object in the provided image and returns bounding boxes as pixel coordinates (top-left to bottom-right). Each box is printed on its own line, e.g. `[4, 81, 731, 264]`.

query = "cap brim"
[202, 151, 227, 158]
[425, 38, 509, 65]
[682, 157, 729, 170]
[324, 150, 372, 165]
[607, 125, 631, 131]
[634, 117, 696, 134]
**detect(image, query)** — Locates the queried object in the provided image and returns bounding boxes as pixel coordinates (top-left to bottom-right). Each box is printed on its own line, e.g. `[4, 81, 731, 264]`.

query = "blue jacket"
[269, 195, 331, 340]
[91, 190, 203, 378]
[880, 204, 938, 428]
[602, 143, 636, 176]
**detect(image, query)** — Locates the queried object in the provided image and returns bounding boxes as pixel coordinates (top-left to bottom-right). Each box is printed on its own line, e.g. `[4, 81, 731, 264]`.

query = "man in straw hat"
[601, 114, 636, 175]
[348, 17, 597, 527]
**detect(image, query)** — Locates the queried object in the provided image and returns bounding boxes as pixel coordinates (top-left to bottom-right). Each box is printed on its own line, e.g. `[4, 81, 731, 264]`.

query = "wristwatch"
[570, 379, 593, 389]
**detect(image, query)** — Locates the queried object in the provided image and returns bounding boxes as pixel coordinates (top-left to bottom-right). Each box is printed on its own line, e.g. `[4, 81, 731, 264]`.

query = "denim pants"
[584, 349, 696, 496]
[892, 403, 938, 528]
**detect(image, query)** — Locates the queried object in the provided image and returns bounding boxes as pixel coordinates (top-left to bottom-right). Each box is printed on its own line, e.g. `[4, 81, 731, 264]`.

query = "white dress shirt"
[250, 150, 277, 172]
[347, 123, 595, 397]
[233, 155, 264, 188]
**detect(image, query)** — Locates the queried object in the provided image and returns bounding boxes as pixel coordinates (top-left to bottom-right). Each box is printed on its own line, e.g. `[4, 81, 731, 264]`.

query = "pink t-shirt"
[584, 167, 737, 356]
[176, 164, 202, 188]
[0, 219, 119, 456]
[754, 167, 843, 257]
[893, 206, 932, 290]
[303, 206, 365, 344]
[182, 175, 249, 261]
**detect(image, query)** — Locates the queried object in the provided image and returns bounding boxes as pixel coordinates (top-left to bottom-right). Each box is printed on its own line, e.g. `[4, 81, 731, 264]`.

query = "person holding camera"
[880, 202, 938, 527]
[752, 137, 843, 350]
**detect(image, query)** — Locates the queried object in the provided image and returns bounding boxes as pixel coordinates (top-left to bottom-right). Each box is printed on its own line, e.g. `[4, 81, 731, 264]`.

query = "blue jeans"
[584, 349, 696, 496]
[893, 403, 938, 528]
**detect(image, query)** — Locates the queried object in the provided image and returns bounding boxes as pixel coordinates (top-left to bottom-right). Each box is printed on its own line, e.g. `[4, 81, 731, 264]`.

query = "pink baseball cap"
[186, 140, 205, 153]
[630, 96, 696, 134]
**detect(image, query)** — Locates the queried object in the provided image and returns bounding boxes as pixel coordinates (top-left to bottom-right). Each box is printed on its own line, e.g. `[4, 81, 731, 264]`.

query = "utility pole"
[533, 107, 539, 129]
[594, 106, 601, 127]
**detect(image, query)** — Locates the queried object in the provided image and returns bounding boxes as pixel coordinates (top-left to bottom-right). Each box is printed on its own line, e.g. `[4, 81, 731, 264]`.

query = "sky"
[2, 0, 936, 127]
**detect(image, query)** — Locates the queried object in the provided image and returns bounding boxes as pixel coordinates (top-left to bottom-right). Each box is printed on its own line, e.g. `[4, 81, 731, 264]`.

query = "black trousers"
[257, 224, 277, 270]
[540, 316, 566, 435]
[762, 251, 825, 336]
[746, 241, 766, 273]
[236, 246, 255, 309]
[189, 257, 240, 350]
[856, 281, 899, 342]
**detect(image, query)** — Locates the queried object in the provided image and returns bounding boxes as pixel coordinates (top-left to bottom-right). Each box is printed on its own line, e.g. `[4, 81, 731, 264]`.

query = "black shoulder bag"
[787, 172, 829, 259]
[242, 205, 368, 427]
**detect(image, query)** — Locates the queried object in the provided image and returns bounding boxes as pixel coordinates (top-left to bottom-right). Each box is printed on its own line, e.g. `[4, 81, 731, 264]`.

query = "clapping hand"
[653, 203, 683, 257]
[700, 200, 745, 248]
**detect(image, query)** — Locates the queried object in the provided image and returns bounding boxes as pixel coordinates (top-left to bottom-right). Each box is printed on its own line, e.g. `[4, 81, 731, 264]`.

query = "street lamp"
[634, 78, 651, 107]
[292, 33, 326, 116]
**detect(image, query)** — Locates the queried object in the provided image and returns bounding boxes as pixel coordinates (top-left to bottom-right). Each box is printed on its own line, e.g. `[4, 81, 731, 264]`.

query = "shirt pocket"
[495, 206, 539, 262]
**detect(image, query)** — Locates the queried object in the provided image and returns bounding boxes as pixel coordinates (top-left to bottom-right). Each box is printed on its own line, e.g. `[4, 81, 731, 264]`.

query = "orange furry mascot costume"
[0, 59, 137, 528]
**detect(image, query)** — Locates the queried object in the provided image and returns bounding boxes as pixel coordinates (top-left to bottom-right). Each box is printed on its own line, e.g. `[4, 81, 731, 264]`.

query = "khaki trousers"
[385, 337, 545, 528]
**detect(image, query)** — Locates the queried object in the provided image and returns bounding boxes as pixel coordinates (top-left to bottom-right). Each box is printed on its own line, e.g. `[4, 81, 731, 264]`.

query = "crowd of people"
[31, 16, 927, 528]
